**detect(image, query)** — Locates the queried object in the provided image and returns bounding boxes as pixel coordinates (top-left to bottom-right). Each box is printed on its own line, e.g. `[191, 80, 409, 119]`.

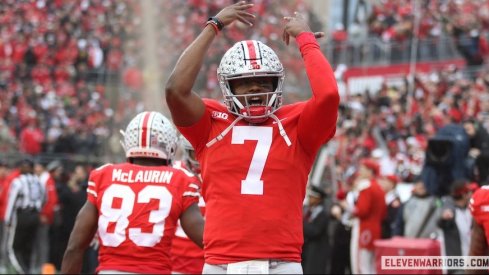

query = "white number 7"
[232, 126, 272, 195]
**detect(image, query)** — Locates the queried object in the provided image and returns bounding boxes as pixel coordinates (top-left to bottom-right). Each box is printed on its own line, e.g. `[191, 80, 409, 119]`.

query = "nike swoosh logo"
[272, 117, 288, 124]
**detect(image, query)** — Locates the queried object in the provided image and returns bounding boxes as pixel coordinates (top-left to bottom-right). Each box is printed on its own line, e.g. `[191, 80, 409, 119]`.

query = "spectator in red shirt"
[31, 161, 59, 273]
[0, 160, 9, 195]
[0, 161, 13, 272]
[19, 119, 45, 156]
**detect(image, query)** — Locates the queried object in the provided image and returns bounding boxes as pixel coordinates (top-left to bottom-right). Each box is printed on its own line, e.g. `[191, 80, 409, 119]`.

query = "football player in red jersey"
[171, 137, 206, 274]
[469, 185, 489, 273]
[165, 2, 339, 273]
[469, 186, 489, 256]
[61, 112, 204, 274]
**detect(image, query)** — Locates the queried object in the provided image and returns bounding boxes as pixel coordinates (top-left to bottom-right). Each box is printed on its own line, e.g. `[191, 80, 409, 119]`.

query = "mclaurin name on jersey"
[111, 169, 174, 184]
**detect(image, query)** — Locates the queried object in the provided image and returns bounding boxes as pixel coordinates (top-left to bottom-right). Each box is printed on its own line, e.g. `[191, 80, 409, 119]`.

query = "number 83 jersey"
[86, 162, 199, 274]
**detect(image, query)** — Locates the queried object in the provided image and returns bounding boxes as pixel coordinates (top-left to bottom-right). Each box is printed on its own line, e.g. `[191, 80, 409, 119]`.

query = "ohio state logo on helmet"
[122, 111, 178, 160]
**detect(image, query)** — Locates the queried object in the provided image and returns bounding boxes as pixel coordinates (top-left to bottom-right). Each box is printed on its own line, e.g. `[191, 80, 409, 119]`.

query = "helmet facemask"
[180, 136, 200, 174]
[218, 40, 285, 124]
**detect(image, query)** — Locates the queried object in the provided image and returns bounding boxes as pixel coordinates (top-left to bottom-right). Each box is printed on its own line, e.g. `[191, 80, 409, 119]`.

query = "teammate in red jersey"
[165, 2, 339, 273]
[171, 137, 206, 274]
[61, 112, 204, 274]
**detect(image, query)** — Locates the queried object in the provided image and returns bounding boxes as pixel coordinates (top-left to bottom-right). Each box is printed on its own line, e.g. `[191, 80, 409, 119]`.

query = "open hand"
[215, 1, 255, 28]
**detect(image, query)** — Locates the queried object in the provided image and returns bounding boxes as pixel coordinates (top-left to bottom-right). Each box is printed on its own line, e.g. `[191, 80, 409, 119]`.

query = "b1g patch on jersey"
[212, 111, 229, 121]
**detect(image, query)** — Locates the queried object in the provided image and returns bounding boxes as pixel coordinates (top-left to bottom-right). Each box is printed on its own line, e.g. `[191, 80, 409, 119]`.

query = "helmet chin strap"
[206, 91, 290, 147]
[269, 113, 292, 146]
[206, 116, 244, 147]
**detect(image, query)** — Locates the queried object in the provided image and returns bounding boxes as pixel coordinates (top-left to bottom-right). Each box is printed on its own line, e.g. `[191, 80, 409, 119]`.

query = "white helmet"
[122, 112, 178, 161]
[217, 40, 285, 123]
[180, 136, 200, 174]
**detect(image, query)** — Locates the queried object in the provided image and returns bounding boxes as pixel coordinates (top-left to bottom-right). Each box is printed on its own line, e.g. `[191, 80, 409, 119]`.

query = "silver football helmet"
[180, 136, 200, 174]
[122, 112, 178, 161]
[217, 40, 285, 123]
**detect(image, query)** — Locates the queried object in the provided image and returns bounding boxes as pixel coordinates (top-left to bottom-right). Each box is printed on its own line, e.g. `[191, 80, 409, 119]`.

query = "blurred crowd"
[0, 0, 142, 157]
[156, 0, 322, 99]
[335, 65, 489, 189]
[0, 0, 321, 159]
[2, 0, 489, 156]
[307, 64, 489, 273]
[1, 0, 489, 274]
[331, 0, 489, 65]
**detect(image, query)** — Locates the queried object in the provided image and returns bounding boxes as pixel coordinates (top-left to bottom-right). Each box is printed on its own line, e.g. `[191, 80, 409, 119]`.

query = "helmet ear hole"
[272, 77, 278, 91]
[229, 80, 236, 94]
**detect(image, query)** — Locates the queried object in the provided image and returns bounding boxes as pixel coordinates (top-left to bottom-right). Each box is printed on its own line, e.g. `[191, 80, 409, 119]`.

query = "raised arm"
[61, 202, 98, 274]
[283, 14, 340, 155]
[165, 1, 255, 127]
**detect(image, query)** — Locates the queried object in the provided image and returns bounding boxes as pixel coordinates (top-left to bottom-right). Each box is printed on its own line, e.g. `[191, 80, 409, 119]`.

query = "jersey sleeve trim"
[183, 191, 200, 197]
[86, 189, 98, 198]
[189, 183, 200, 190]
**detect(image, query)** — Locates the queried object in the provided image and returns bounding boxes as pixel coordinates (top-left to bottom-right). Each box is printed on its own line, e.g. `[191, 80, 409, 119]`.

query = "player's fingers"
[237, 15, 254, 26]
[237, 11, 256, 20]
[234, 1, 254, 9]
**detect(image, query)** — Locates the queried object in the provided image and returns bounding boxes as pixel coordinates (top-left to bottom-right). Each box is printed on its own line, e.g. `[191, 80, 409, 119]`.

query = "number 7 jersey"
[86, 163, 200, 274]
[179, 100, 336, 264]
[177, 32, 338, 264]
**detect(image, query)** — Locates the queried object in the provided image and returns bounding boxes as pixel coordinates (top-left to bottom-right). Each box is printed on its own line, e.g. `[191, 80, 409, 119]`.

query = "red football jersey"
[177, 33, 339, 264]
[470, 186, 489, 246]
[0, 170, 21, 221]
[171, 161, 206, 274]
[86, 163, 199, 274]
[39, 172, 58, 224]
